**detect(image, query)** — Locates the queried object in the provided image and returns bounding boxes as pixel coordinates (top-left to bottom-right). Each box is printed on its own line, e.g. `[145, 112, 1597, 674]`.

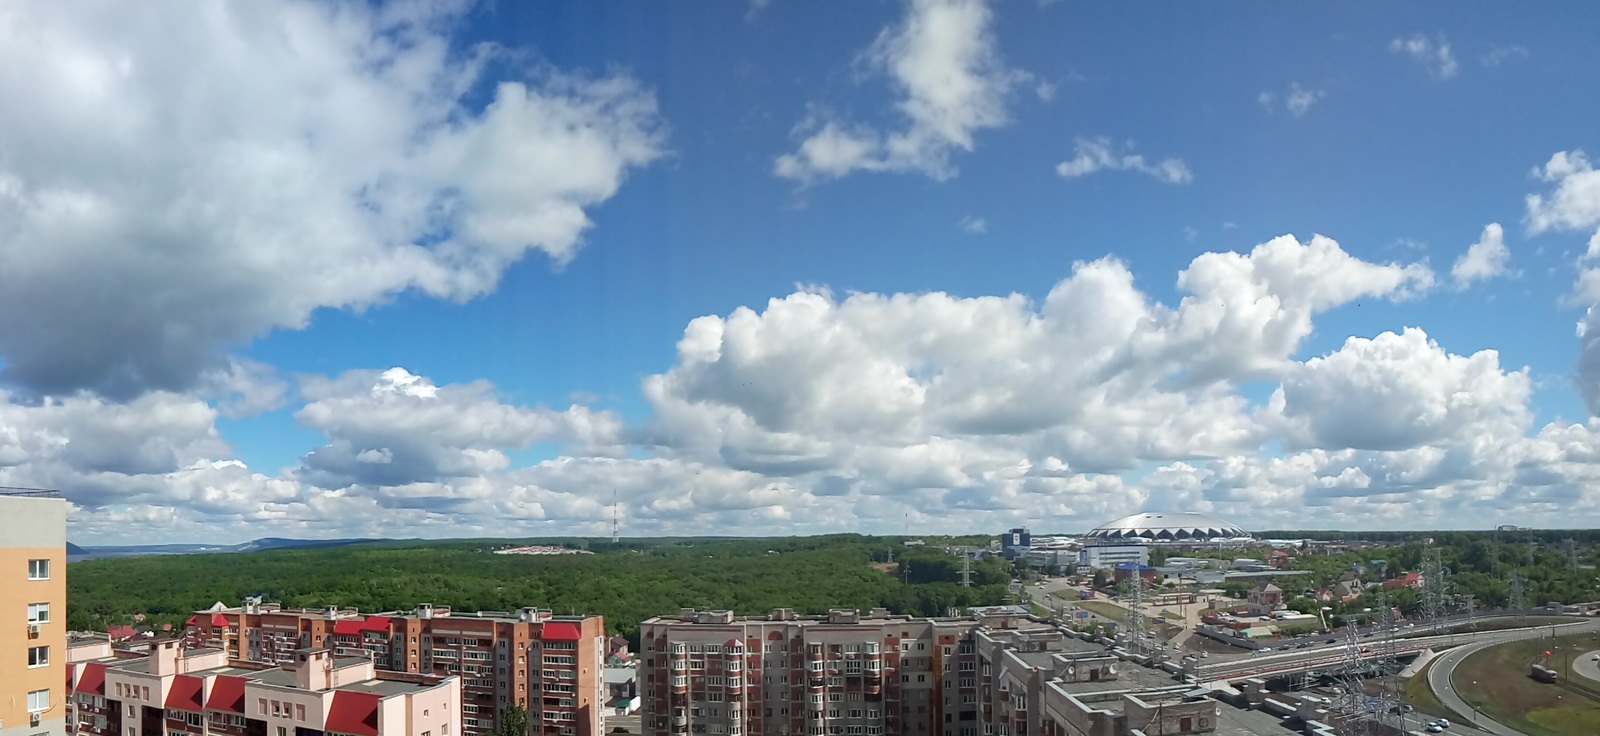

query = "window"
[28, 646, 49, 667]
[28, 689, 49, 712]
[28, 603, 50, 623]
[278, 727, 287, 736]
[28, 559, 49, 580]
[296, 704, 306, 721]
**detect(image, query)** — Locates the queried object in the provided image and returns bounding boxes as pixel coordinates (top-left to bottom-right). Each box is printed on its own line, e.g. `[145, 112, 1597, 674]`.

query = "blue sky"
[2, 0, 1599, 544]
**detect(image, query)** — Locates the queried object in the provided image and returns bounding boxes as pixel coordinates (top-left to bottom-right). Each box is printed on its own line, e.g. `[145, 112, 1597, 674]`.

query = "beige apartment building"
[183, 601, 607, 736]
[638, 608, 984, 736]
[65, 638, 458, 736]
[1, 490, 68, 736]
[641, 609, 1221, 736]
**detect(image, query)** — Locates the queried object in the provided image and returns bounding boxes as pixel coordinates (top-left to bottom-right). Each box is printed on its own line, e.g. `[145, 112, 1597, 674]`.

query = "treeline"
[1251, 536, 1600, 618]
[66, 535, 1010, 646]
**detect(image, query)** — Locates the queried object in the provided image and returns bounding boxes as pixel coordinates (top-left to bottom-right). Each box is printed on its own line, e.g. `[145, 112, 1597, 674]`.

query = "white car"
[1426, 726, 1442, 734]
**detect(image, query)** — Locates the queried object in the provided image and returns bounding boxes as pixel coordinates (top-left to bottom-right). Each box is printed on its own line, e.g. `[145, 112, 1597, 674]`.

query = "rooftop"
[0, 487, 64, 499]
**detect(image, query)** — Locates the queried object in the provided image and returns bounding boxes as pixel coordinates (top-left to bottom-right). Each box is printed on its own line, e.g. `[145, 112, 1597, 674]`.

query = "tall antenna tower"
[959, 551, 973, 587]
[611, 490, 619, 544]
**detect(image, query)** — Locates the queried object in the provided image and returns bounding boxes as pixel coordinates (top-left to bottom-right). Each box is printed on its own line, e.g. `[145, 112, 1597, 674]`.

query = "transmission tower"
[1509, 569, 1527, 625]
[1116, 571, 1149, 657]
[1420, 547, 1451, 635]
[959, 551, 973, 587]
[611, 489, 620, 544]
[1460, 594, 1476, 632]
[1332, 617, 1379, 735]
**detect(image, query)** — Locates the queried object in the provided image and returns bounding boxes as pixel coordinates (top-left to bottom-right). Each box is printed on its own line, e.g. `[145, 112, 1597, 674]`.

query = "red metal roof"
[324, 691, 382, 736]
[75, 663, 107, 696]
[211, 613, 228, 627]
[165, 675, 205, 713]
[185, 615, 201, 627]
[205, 676, 247, 714]
[360, 615, 391, 632]
[332, 620, 365, 635]
[542, 622, 582, 640]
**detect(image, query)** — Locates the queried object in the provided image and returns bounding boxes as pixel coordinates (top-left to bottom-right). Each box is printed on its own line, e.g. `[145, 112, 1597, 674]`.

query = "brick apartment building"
[1, 489, 68, 736]
[183, 600, 606, 736]
[641, 609, 1221, 736]
[65, 637, 457, 736]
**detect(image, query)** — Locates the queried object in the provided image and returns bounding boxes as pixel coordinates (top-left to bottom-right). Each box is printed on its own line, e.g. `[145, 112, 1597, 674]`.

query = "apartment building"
[972, 620, 1219, 736]
[642, 609, 1221, 736]
[638, 608, 988, 736]
[1, 489, 68, 736]
[65, 638, 458, 736]
[183, 601, 606, 736]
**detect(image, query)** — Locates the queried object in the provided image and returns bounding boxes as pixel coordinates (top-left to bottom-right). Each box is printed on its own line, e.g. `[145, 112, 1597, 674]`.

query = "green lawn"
[1453, 633, 1600, 736]
[1077, 599, 1130, 622]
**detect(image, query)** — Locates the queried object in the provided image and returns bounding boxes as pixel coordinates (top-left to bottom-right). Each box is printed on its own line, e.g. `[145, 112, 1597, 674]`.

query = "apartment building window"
[827, 694, 841, 702]
[28, 603, 50, 623]
[28, 646, 49, 667]
[826, 710, 840, 719]
[27, 689, 50, 713]
[28, 559, 49, 580]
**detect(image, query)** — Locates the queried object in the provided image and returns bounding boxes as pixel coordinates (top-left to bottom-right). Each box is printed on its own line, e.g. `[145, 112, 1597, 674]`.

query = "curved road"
[1425, 619, 1600, 736]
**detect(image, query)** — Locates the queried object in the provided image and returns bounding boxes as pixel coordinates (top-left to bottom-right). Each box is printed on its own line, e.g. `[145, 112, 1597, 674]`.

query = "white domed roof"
[1086, 512, 1250, 542]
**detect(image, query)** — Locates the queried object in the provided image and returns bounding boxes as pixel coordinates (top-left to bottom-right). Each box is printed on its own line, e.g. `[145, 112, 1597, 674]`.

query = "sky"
[3, 0, 1600, 545]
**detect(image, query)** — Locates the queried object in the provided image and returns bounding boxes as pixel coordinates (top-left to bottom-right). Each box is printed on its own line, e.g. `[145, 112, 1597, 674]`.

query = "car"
[1258, 647, 1273, 652]
[1438, 719, 1449, 728]
[1426, 726, 1442, 734]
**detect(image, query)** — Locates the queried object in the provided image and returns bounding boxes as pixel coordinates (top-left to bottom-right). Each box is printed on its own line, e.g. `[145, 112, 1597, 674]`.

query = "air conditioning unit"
[31, 713, 42, 727]
[28, 624, 40, 636]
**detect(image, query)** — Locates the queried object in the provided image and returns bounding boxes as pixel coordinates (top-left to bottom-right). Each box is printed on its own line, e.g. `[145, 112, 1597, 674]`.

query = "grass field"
[1453, 632, 1600, 736]
[1076, 599, 1131, 622]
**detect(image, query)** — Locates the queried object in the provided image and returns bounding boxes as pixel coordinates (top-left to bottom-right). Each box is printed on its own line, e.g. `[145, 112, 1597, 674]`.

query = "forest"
[65, 534, 1011, 646]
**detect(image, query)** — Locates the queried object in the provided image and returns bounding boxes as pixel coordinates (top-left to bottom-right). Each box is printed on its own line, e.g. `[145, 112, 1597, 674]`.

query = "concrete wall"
[0, 495, 67, 736]
[1122, 695, 1219, 734]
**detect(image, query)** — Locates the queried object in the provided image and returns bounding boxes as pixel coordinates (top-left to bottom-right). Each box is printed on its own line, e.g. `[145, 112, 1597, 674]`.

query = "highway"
[1423, 619, 1600, 736]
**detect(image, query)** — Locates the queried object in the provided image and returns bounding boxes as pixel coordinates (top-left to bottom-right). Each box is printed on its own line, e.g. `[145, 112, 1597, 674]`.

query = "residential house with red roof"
[182, 599, 606, 736]
[65, 639, 458, 736]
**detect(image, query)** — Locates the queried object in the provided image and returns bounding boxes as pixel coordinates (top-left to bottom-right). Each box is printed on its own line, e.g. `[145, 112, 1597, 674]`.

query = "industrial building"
[1, 489, 68, 736]
[1077, 544, 1149, 571]
[64, 638, 458, 736]
[183, 600, 608, 736]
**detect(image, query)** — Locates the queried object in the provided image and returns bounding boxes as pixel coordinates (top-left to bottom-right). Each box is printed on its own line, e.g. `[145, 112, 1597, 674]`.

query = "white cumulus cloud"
[26, 230, 1600, 542]
[774, 0, 1026, 183]
[1451, 222, 1511, 287]
[0, 0, 666, 398]
[1390, 33, 1460, 79]
[1056, 137, 1192, 184]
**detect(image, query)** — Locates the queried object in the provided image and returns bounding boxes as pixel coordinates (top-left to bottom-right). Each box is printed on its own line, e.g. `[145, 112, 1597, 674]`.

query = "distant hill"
[66, 537, 379, 561]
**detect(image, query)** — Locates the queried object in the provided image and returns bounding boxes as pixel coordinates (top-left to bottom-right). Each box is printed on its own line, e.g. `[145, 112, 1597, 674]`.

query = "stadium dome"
[1085, 512, 1250, 542]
